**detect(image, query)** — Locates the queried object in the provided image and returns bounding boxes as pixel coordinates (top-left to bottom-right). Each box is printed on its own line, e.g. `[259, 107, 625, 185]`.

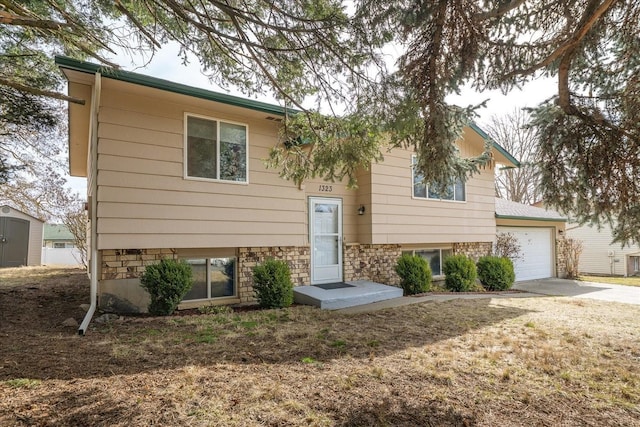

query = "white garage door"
[497, 227, 554, 281]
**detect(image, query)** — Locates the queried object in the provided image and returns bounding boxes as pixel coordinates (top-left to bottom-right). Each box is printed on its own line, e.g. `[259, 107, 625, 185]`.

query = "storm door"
[309, 197, 343, 284]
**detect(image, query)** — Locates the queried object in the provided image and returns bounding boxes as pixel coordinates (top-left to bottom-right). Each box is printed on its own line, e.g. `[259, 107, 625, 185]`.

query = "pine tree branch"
[502, 0, 618, 80]
[0, 77, 85, 105]
[0, 10, 68, 30]
[475, 0, 528, 21]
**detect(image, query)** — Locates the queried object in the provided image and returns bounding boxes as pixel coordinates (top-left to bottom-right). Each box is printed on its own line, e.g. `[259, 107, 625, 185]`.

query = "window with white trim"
[185, 114, 248, 182]
[412, 155, 465, 201]
[403, 248, 453, 276]
[182, 257, 236, 301]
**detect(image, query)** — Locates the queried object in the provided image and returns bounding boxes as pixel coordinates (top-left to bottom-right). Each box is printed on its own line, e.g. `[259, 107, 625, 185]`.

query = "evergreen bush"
[394, 254, 432, 295]
[476, 256, 515, 291]
[140, 258, 193, 315]
[443, 254, 477, 292]
[252, 259, 294, 308]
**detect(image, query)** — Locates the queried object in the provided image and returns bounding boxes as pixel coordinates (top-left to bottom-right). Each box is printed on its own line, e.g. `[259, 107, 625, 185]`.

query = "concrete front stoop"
[293, 280, 403, 310]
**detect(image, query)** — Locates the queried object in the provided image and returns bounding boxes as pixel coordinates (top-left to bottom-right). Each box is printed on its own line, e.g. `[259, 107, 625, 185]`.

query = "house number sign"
[318, 185, 333, 192]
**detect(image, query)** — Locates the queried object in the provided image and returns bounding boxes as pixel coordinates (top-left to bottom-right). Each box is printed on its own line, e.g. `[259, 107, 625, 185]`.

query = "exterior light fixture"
[358, 205, 365, 215]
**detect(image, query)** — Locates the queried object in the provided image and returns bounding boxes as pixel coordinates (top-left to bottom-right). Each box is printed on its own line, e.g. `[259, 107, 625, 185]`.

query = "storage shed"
[0, 205, 44, 267]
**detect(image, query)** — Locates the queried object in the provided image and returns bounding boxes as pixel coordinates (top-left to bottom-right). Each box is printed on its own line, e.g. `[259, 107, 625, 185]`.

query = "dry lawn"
[581, 275, 640, 287]
[1, 267, 639, 426]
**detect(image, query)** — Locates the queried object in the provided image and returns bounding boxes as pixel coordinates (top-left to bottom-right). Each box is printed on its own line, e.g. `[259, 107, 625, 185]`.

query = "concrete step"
[293, 280, 403, 310]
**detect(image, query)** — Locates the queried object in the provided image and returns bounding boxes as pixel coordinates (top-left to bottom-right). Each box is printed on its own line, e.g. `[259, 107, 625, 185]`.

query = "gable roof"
[495, 198, 567, 222]
[43, 224, 75, 241]
[469, 123, 520, 168]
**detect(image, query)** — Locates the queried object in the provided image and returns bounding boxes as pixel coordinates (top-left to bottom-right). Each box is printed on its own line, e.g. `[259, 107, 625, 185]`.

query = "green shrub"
[477, 256, 515, 291]
[443, 255, 477, 292]
[394, 254, 432, 295]
[252, 259, 294, 308]
[140, 259, 193, 315]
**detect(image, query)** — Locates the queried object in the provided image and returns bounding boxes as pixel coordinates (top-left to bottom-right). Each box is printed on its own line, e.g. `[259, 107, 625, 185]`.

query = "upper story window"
[185, 114, 248, 183]
[412, 155, 465, 201]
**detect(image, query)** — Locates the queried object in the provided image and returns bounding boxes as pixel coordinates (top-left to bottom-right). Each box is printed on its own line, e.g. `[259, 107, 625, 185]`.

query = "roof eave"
[469, 122, 521, 168]
[495, 214, 567, 222]
[55, 56, 291, 117]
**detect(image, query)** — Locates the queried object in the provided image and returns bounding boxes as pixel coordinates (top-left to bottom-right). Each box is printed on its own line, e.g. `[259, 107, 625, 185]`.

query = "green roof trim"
[469, 122, 521, 168]
[495, 214, 567, 222]
[55, 56, 292, 117]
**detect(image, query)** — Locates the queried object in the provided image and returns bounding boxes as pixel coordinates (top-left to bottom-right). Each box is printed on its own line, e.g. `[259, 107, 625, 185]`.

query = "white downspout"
[79, 72, 101, 335]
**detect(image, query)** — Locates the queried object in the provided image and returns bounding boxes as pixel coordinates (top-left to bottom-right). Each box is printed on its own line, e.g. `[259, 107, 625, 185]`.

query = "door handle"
[0, 236, 5, 243]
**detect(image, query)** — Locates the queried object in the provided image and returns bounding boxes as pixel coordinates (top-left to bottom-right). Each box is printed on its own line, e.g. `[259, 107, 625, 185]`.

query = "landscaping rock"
[79, 304, 91, 312]
[93, 313, 119, 324]
[62, 317, 78, 327]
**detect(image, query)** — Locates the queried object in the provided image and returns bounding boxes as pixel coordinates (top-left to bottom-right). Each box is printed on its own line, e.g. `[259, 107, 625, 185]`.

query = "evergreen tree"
[3, 1, 640, 243]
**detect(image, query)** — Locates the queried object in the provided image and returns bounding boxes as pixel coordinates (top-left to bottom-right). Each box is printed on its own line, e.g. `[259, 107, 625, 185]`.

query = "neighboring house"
[41, 224, 83, 267]
[495, 198, 567, 281]
[566, 222, 640, 276]
[43, 224, 76, 248]
[0, 205, 44, 267]
[57, 56, 525, 313]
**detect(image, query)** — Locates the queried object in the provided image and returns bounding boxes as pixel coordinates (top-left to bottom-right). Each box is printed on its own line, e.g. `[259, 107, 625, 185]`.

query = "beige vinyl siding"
[369, 143, 496, 245]
[95, 79, 305, 250]
[567, 222, 640, 276]
[304, 177, 360, 244]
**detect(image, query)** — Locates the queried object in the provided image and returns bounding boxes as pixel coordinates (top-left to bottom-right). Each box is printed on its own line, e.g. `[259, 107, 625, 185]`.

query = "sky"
[66, 43, 558, 194]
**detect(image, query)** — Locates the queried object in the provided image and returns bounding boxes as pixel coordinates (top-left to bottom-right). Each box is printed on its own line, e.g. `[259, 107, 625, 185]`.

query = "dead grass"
[581, 275, 640, 287]
[1, 267, 639, 426]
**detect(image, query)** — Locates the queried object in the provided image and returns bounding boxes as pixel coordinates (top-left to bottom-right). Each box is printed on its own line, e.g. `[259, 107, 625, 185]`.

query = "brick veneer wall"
[237, 246, 310, 303]
[343, 244, 402, 285]
[452, 242, 493, 261]
[101, 249, 178, 280]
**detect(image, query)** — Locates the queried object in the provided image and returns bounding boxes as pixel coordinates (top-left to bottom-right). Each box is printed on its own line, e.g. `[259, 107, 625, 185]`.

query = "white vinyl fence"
[41, 247, 83, 267]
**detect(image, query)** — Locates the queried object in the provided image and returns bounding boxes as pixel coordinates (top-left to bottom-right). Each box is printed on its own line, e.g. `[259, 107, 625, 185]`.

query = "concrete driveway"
[513, 278, 640, 305]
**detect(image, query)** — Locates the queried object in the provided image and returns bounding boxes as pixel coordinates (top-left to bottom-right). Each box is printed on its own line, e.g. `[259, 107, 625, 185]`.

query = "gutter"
[78, 72, 101, 335]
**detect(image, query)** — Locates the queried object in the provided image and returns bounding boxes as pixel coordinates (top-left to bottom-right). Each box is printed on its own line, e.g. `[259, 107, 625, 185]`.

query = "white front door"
[309, 197, 343, 284]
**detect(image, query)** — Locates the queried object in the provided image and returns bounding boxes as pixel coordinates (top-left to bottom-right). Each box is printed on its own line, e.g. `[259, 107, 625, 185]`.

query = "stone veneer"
[452, 242, 493, 261]
[236, 246, 310, 303]
[101, 249, 178, 280]
[555, 235, 568, 278]
[99, 241, 494, 309]
[343, 244, 403, 286]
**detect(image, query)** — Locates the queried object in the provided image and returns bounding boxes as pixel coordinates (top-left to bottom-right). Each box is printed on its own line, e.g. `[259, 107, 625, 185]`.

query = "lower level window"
[182, 257, 236, 301]
[403, 248, 452, 276]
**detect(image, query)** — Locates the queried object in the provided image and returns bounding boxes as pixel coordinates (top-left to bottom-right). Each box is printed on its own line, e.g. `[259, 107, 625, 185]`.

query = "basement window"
[403, 248, 453, 276]
[182, 257, 236, 301]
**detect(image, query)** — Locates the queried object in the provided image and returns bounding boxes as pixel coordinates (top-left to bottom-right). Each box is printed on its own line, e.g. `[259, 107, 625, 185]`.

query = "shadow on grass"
[0, 269, 532, 382]
[327, 398, 476, 427]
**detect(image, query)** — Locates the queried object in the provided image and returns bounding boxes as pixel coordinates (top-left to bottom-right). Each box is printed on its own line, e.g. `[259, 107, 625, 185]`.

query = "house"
[43, 224, 76, 248]
[41, 223, 83, 267]
[495, 198, 567, 281]
[58, 56, 536, 316]
[0, 205, 44, 267]
[566, 222, 640, 276]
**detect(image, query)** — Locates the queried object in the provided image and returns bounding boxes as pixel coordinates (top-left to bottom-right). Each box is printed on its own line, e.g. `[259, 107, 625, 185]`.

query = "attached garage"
[496, 226, 554, 280]
[0, 205, 44, 267]
[495, 199, 567, 281]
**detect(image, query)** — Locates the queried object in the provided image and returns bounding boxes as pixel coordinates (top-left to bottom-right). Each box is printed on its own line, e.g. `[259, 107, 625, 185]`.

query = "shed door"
[497, 227, 553, 281]
[309, 197, 343, 284]
[0, 217, 30, 267]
